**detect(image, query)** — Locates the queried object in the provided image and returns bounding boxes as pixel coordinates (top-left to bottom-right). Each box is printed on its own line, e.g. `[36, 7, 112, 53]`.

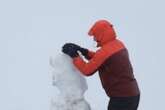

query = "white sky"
[1, 0, 165, 110]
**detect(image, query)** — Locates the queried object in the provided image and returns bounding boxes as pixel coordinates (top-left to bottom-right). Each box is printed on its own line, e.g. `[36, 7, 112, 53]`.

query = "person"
[62, 20, 140, 110]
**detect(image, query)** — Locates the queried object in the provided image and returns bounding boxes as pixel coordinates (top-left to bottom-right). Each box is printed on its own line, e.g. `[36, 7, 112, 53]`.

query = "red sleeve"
[73, 49, 107, 76]
[86, 50, 95, 59]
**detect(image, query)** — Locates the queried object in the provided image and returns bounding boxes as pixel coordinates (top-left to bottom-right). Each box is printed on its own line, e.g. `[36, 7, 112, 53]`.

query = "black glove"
[79, 47, 88, 56]
[67, 44, 89, 59]
[62, 43, 79, 58]
[62, 43, 89, 59]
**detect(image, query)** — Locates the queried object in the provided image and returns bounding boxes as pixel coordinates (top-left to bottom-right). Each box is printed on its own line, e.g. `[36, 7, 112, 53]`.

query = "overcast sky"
[1, 0, 165, 110]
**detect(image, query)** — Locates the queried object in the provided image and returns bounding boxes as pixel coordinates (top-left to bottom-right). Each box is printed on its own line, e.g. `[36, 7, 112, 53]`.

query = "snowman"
[50, 53, 91, 110]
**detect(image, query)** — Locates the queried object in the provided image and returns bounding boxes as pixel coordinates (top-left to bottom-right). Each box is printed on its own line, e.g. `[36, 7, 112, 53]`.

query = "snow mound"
[50, 53, 91, 110]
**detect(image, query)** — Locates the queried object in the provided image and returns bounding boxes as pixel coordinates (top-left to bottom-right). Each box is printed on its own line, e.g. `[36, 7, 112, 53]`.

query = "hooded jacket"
[73, 20, 140, 97]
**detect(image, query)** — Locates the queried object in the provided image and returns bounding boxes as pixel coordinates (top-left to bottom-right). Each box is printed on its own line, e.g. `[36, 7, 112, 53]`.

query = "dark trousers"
[108, 95, 140, 110]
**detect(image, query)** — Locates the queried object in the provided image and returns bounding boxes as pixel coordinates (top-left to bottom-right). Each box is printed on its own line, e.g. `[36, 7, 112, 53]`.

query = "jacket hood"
[88, 20, 116, 47]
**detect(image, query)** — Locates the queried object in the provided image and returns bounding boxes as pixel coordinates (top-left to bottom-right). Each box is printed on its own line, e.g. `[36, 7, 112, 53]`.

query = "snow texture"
[49, 53, 91, 110]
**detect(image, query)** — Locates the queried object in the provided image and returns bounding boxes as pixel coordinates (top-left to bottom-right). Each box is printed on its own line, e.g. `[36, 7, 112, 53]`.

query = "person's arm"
[84, 50, 95, 60]
[73, 49, 107, 76]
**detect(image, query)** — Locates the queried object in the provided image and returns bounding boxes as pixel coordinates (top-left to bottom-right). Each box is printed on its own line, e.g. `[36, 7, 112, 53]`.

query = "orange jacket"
[73, 20, 140, 97]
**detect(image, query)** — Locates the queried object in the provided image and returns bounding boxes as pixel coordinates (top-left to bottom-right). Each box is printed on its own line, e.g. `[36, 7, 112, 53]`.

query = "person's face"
[93, 36, 101, 47]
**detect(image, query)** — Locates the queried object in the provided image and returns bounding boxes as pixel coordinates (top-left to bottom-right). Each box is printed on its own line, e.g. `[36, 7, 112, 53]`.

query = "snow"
[1, 0, 165, 110]
[49, 53, 91, 110]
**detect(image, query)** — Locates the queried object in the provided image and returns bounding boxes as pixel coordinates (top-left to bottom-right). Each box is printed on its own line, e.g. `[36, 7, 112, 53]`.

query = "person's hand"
[62, 43, 79, 58]
[62, 43, 89, 58]
[79, 47, 88, 57]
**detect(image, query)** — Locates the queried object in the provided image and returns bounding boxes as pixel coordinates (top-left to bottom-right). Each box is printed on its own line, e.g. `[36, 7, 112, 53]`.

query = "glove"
[62, 43, 79, 58]
[79, 48, 88, 56]
[62, 43, 89, 58]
